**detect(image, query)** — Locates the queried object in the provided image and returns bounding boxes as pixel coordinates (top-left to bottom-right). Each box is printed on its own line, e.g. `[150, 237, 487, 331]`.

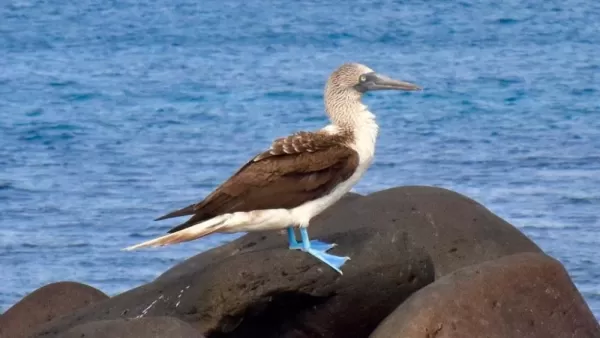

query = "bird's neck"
[324, 90, 378, 135]
[324, 91, 379, 161]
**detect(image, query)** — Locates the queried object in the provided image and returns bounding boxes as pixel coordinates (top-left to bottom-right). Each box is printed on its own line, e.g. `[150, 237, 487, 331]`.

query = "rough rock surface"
[370, 252, 600, 338]
[60, 317, 205, 338]
[32, 186, 547, 337]
[0, 281, 108, 338]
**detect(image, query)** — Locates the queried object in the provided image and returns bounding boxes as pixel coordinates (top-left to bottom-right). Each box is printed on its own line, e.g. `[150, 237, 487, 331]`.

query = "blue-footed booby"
[124, 63, 421, 274]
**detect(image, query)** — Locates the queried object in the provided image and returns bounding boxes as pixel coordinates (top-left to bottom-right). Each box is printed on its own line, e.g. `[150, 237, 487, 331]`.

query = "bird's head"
[324, 63, 421, 126]
[327, 63, 421, 94]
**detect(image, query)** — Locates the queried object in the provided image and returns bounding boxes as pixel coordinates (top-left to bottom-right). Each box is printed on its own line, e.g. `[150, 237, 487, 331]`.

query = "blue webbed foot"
[286, 227, 349, 274]
[305, 248, 350, 275]
[289, 240, 336, 252]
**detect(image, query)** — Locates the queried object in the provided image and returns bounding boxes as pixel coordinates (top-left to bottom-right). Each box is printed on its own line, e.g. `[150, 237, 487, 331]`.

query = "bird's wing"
[157, 131, 359, 233]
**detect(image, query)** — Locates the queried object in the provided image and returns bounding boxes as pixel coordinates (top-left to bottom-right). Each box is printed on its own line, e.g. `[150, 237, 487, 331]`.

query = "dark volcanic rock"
[331, 186, 542, 278]
[60, 317, 205, 338]
[370, 252, 600, 338]
[33, 186, 545, 337]
[0, 281, 108, 338]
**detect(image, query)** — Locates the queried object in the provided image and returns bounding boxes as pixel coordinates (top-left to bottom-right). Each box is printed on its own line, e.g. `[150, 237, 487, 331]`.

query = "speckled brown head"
[324, 63, 421, 127]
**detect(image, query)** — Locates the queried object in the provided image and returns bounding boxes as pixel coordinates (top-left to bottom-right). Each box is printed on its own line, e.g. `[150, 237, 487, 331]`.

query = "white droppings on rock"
[175, 286, 190, 308]
[135, 295, 165, 318]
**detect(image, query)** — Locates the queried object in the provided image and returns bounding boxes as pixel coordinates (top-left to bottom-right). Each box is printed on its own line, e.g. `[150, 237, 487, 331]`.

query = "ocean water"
[0, 0, 598, 319]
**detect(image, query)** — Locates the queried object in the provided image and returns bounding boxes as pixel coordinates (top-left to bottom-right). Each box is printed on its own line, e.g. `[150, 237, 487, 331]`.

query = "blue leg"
[287, 227, 336, 252]
[287, 227, 299, 248]
[299, 227, 349, 274]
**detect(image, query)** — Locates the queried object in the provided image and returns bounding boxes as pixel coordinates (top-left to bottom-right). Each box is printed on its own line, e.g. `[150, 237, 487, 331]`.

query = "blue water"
[1, 0, 598, 319]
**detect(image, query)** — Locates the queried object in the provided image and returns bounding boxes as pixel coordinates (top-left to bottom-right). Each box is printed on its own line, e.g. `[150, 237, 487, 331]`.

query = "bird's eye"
[359, 75, 367, 82]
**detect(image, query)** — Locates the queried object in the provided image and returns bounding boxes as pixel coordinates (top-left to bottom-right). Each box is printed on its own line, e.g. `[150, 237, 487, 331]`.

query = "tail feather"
[167, 221, 194, 234]
[154, 204, 196, 221]
[123, 214, 230, 251]
[166, 211, 212, 233]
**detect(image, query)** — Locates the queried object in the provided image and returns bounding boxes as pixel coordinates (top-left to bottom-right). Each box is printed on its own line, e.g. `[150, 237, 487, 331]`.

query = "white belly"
[218, 156, 373, 233]
[290, 118, 377, 226]
[290, 157, 372, 226]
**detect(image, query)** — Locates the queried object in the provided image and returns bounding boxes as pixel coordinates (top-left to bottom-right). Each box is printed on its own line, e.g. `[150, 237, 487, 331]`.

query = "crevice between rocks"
[208, 290, 332, 338]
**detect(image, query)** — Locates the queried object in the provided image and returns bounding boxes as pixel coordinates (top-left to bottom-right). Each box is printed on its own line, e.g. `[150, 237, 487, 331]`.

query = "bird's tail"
[122, 214, 231, 251]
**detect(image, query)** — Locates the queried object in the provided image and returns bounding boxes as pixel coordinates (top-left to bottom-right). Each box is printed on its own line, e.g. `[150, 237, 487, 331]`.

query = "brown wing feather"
[156, 132, 323, 222]
[163, 131, 358, 233]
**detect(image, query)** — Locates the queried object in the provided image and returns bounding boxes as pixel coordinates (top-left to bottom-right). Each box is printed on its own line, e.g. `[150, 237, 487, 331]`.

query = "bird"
[123, 63, 421, 274]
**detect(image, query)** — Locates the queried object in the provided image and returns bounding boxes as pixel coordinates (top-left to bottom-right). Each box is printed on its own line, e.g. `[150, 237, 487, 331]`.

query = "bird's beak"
[356, 72, 422, 92]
